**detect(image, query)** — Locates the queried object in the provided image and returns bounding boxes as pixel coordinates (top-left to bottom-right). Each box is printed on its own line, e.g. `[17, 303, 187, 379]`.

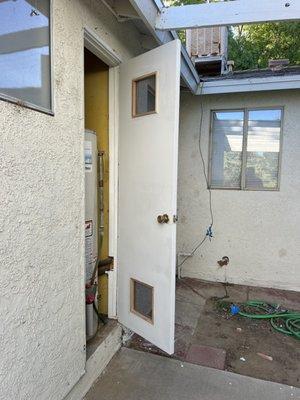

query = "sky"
[0, 0, 48, 36]
[0, 0, 49, 89]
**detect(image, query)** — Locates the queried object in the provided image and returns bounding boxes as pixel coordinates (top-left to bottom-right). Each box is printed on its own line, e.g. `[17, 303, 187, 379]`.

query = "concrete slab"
[247, 286, 300, 311]
[174, 323, 194, 360]
[176, 279, 207, 306]
[85, 348, 299, 400]
[86, 320, 119, 359]
[175, 300, 201, 330]
[185, 344, 226, 370]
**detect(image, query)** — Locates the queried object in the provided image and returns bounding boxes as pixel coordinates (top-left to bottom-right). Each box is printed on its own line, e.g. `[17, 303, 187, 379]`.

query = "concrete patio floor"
[85, 347, 299, 400]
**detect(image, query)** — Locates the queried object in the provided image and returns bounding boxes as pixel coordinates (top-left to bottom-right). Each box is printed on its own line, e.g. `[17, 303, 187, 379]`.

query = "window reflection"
[210, 108, 282, 190]
[211, 111, 244, 188]
[246, 110, 282, 189]
[0, 0, 51, 110]
[133, 74, 156, 117]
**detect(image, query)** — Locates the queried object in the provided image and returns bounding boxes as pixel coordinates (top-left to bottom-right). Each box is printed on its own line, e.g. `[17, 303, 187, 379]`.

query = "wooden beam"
[156, 0, 300, 30]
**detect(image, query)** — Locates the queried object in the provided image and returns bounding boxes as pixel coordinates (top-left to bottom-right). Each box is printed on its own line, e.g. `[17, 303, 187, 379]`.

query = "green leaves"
[228, 22, 300, 70]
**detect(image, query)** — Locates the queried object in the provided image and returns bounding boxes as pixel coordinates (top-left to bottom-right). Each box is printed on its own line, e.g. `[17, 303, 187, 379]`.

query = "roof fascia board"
[197, 75, 300, 95]
[128, 0, 200, 93]
[156, 0, 300, 30]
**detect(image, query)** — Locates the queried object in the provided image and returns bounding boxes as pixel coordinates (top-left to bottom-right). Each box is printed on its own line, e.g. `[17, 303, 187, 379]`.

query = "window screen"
[211, 111, 244, 188]
[132, 74, 156, 117]
[0, 0, 51, 111]
[210, 108, 282, 190]
[131, 279, 153, 323]
[246, 110, 282, 190]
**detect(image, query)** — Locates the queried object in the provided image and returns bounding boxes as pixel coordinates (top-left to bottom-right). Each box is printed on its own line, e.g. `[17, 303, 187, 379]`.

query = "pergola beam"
[156, 0, 300, 31]
[0, 27, 48, 55]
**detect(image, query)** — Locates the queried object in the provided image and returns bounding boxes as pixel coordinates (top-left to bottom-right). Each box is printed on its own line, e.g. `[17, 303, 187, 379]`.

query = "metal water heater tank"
[84, 130, 98, 281]
[84, 129, 98, 339]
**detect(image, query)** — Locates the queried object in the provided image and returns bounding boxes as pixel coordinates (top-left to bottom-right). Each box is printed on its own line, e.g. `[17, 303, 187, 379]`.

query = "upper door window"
[0, 0, 51, 112]
[132, 73, 157, 117]
[210, 108, 283, 190]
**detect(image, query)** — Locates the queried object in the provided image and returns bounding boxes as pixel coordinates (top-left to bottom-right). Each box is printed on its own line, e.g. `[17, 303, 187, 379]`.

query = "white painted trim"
[156, 0, 300, 30]
[84, 27, 122, 67]
[197, 75, 300, 95]
[83, 29, 119, 316]
[108, 66, 119, 319]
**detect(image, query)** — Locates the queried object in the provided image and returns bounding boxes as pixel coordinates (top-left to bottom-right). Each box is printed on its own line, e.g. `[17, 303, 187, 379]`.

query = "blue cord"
[206, 225, 213, 240]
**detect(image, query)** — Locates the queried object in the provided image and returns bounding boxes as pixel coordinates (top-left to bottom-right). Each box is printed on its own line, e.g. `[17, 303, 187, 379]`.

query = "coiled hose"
[237, 300, 300, 339]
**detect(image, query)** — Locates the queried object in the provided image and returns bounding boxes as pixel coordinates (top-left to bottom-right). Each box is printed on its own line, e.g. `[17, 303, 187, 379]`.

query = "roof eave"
[197, 74, 300, 95]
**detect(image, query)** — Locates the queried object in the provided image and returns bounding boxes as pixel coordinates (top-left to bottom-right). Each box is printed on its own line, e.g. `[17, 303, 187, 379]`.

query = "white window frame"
[208, 106, 284, 191]
[0, 0, 54, 115]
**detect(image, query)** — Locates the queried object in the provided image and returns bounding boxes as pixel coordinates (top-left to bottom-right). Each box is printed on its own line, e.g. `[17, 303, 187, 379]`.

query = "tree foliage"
[229, 23, 300, 70]
[167, 0, 300, 70]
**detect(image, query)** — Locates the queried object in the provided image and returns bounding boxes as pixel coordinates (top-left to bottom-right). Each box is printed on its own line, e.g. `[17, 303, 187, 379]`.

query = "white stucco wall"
[178, 89, 300, 292]
[0, 1, 143, 400]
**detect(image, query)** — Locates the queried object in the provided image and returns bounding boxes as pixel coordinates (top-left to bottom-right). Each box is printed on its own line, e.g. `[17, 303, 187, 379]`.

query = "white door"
[117, 40, 181, 354]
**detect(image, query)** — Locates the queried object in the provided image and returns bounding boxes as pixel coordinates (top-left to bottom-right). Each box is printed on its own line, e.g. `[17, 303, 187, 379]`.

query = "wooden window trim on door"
[132, 72, 158, 118]
[130, 278, 154, 324]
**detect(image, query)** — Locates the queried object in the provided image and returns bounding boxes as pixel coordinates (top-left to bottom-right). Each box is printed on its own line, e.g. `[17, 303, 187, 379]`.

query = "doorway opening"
[84, 47, 116, 356]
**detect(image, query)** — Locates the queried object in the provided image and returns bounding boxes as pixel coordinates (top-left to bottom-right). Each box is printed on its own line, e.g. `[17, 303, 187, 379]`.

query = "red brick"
[185, 344, 226, 370]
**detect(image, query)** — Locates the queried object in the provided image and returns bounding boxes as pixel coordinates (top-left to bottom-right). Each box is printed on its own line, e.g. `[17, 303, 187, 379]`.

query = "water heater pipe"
[98, 151, 105, 254]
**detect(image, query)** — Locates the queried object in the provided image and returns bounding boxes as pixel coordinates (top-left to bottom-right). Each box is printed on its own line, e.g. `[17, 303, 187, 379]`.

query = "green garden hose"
[236, 300, 300, 339]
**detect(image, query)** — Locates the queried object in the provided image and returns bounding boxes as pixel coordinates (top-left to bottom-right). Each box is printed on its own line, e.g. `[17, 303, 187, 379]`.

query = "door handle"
[157, 214, 169, 224]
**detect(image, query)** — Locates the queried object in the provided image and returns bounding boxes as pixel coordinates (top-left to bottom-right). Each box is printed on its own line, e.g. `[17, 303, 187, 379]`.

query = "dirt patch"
[192, 297, 300, 387]
[126, 279, 300, 388]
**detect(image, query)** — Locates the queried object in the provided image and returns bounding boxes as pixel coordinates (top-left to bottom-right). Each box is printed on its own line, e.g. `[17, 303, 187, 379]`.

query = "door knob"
[157, 214, 169, 224]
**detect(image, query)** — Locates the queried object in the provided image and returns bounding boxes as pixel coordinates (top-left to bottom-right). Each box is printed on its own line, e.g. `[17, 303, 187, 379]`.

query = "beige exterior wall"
[0, 1, 143, 400]
[178, 89, 300, 292]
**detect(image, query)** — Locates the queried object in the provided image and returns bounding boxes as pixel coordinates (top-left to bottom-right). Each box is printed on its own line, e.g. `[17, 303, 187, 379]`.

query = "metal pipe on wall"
[98, 151, 105, 255]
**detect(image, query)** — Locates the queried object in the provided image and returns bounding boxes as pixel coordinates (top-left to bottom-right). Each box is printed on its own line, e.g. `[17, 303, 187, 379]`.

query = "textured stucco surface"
[66, 322, 122, 400]
[178, 90, 300, 291]
[0, 1, 142, 399]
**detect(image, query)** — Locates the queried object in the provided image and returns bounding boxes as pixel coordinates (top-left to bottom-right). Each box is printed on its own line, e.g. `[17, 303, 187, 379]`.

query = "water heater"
[84, 130, 98, 339]
[84, 130, 98, 281]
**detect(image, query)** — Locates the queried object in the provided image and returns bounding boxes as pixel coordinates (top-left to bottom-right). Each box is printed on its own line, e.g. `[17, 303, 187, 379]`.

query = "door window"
[132, 73, 157, 117]
[131, 279, 154, 323]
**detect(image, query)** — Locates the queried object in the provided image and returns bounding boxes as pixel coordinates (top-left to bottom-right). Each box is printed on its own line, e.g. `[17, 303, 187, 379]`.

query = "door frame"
[83, 28, 121, 319]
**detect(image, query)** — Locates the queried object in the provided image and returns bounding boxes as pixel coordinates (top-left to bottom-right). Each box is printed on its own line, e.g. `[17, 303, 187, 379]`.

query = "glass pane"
[134, 74, 156, 116]
[246, 109, 282, 190]
[0, 0, 51, 110]
[131, 279, 153, 322]
[211, 111, 244, 188]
